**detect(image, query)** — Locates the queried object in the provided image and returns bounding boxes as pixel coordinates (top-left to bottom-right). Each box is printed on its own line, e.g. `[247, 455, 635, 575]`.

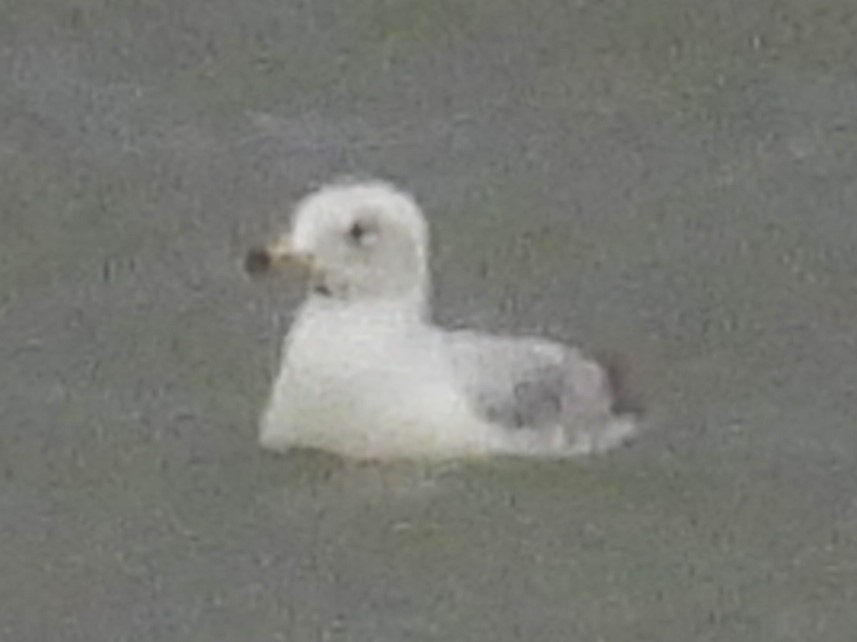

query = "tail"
[595, 350, 645, 418]
[576, 351, 644, 454]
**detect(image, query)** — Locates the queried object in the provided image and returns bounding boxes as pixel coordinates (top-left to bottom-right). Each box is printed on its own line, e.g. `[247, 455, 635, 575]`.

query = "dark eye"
[346, 219, 378, 245]
[348, 221, 367, 242]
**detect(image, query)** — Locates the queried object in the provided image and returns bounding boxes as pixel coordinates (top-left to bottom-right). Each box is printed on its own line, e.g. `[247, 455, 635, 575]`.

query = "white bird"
[246, 179, 639, 460]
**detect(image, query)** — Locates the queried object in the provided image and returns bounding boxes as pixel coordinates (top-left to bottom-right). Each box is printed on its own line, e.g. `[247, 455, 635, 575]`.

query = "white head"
[248, 179, 430, 308]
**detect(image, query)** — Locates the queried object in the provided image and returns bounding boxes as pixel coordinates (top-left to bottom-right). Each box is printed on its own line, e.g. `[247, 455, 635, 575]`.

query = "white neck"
[305, 282, 430, 324]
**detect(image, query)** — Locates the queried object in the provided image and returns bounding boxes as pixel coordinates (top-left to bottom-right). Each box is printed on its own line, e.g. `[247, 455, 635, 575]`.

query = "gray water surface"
[3, 1, 856, 640]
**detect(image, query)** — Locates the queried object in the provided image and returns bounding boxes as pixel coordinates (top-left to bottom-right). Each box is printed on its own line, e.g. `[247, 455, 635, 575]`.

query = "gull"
[246, 179, 639, 460]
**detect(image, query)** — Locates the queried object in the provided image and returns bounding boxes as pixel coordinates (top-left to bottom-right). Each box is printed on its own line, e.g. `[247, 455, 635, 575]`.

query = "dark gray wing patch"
[445, 331, 573, 431]
[477, 364, 566, 430]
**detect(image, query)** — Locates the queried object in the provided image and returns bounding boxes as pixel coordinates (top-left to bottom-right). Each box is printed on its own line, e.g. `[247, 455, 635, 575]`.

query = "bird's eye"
[348, 222, 366, 242]
[346, 219, 378, 245]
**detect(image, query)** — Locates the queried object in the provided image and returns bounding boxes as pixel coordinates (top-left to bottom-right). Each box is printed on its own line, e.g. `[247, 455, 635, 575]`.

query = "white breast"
[259, 300, 493, 459]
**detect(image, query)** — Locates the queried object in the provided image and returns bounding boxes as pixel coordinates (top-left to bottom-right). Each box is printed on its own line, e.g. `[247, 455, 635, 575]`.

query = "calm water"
[3, 1, 856, 640]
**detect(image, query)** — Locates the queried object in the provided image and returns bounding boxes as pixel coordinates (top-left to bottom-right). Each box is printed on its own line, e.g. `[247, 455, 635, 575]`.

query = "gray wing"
[444, 331, 612, 431]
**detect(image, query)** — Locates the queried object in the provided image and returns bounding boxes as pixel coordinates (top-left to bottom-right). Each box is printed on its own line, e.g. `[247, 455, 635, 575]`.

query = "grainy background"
[2, 1, 856, 640]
